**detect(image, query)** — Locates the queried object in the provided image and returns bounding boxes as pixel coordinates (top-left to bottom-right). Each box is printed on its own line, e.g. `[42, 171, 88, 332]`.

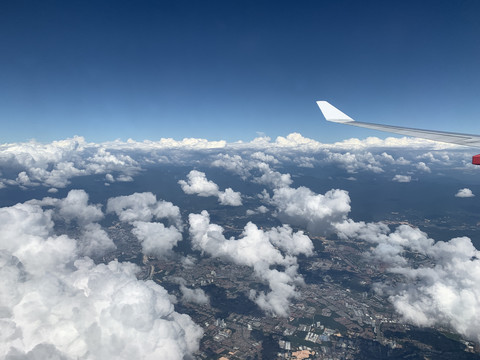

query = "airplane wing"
[316, 101, 480, 164]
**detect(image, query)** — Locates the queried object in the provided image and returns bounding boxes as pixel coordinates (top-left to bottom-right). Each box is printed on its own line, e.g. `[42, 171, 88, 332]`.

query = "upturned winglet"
[316, 101, 354, 123]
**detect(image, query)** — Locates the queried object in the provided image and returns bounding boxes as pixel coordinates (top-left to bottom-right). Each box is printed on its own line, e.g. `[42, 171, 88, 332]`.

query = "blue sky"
[1, 0, 479, 143]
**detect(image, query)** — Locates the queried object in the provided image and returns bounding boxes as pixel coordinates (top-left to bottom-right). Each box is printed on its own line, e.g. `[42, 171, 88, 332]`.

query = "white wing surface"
[317, 101, 480, 148]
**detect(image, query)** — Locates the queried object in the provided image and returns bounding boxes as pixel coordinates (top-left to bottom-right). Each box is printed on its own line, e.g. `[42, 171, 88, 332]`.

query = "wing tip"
[316, 100, 354, 123]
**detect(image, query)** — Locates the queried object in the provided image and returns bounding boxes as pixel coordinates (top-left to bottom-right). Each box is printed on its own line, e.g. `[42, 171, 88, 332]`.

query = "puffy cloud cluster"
[188, 211, 313, 316]
[415, 161, 431, 172]
[324, 150, 384, 174]
[455, 188, 475, 198]
[180, 285, 210, 306]
[104, 137, 227, 151]
[211, 136, 456, 180]
[254, 163, 293, 188]
[173, 278, 210, 306]
[327, 136, 457, 151]
[107, 192, 183, 257]
[269, 186, 351, 235]
[335, 219, 480, 343]
[246, 205, 269, 216]
[212, 153, 293, 188]
[211, 154, 250, 178]
[179, 170, 242, 206]
[251, 151, 279, 164]
[107, 192, 181, 226]
[0, 137, 140, 190]
[1, 133, 472, 194]
[392, 175, 412, 183]
[27, 189, 115, 257]
[0, 195, 202, 359]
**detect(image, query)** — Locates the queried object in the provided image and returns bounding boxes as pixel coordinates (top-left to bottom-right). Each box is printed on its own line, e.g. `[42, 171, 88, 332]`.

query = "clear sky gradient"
[1, 0, 479, 143]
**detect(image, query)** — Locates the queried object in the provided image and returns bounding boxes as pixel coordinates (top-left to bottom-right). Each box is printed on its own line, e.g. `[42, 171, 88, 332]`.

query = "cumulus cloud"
[455, 188, 475, 198]
[27, 189, 115, 257]
[78, 223, 116, 258]
[0, 197, 203, 359]
[324, 150, 384, 173]
[188, 211, 313, 316]
[173, 278, 210, 305]
[107, 192, 182, 228]
[131, 221, 183, 258]
[269, 186, 351, 235]
[218, 187, 242, 206]
[246, 205, 269, 216]
[392, 175, 411, 183]
[251, 151, 279, 164]
[107, 193, 183, 257]
[0, 202, 77, 275]
[0, 137, 141, 189]
[57, 189, 104, 225]
[328, 136, 456, 151]
[178, 170, 220, 196]
[180, 285, 210, 305]
[295, 156, 315, 168]
[211, 154, 250, 178]
[415, 161, 431, 172]
[179, 170, 242, 206]
[0, 133, 466, 192]
[335, 219, 480, 343]
[253, 163, 292, 188]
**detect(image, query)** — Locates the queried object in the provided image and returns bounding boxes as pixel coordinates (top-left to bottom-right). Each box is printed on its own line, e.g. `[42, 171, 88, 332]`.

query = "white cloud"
[257, 205, 269, 213]
[396, 156, 411, 165]
[26, 190, 115, 258]
[78, 223, 116, 257]
[246, 205, 270, 216]
[211, 154, 250, 178]
[131, 221, 183, 258]
[57, 189, 104, 225]
[324, 150, 384, 173]
[180, 285, 210, 305]
[392, 175, 411, 183]
[117, 174, 134, 182]
[178, 170, 220, 197]
[107, 192, 182, 228]
[106, 193, 184, 257]
[0, 133, 468, 192]
[295, 156, 315, 168]
[0, 256, 203, 359]
[270, 186, 351, 235]
[253, 163, 292, 188]
[179, 170, 242, 206]
[251, 151, 279, 164]
[105, 137, 227, 151]
[0, 137, 141, 189]
[173, 279, 210, 306]
[335, 219, 480, 343]
[268, 225, 314, 256]
[328, 136, 457, 151]
[218, 187, 242, 206]
[455, 188, 475, 198]
[0, 198, 203, 359]
[188, 211, 312, 316]
[415, 161, 431, 172]
[0, 202, 77, 275]
[273, 133, 324, 150]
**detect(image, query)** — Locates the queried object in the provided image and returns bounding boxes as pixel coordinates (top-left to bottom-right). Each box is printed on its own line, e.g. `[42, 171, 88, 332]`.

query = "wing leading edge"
[316, 101, 480, 165]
